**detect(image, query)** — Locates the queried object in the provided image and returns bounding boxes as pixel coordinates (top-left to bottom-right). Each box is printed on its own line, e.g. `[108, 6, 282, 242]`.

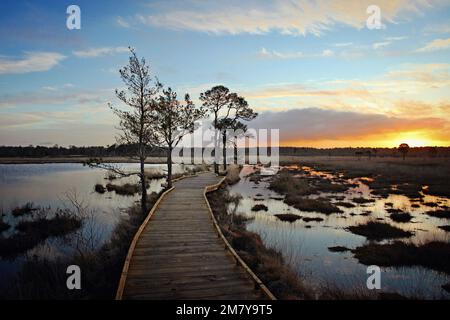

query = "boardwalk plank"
[121, 172, 261, 300]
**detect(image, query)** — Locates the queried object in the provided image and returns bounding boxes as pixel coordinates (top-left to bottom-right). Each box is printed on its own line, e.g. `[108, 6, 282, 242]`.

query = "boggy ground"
[0, 192, 162, 299]
[207, 182, 312, 300]
[279, 156, 450, 199]
[234, 161, 450, 298]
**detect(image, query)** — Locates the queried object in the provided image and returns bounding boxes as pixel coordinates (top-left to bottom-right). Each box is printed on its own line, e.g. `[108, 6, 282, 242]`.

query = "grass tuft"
[347, 221, 413, 240]
[12, 202, 37, 217]
[352, 241, 450, 275]
[389, 212, 413, 223]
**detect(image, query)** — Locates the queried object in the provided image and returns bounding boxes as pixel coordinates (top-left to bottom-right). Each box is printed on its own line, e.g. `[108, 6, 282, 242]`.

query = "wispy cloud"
[138, 0, 436, 36]
[417, 37, 450, 52]
[373, 41, 391, 49]
[0, 89, 114, 109]
[0, 113, 42, 127]
[116, 16, 131, 28]
[0, 52, 66, 74]
[258, 48, 304, 59]
[42, 83, 74, 91]
[258, 47, 334, 59]
[424, 23, 450, 35]
[385, 36, 408, 41]
[73, 46, 129, 58]
[334, 42, 353, 47]
[240, 63, 450, 119]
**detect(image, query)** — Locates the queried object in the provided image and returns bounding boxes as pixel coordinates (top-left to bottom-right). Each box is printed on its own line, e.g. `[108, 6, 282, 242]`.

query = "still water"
[228, 165, 450, 299]
[0, 163, 187, 292]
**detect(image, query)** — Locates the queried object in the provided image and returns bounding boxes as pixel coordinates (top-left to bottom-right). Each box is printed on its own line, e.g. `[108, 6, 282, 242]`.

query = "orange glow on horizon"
[279, 130, 450, 148]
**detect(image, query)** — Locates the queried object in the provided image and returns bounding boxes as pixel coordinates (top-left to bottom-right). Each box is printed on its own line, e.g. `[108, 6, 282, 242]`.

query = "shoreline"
[0, 157, 167, 164]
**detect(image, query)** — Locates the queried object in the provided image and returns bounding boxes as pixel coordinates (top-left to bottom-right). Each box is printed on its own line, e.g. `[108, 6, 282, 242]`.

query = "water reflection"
[228, 165, 450, 299]
[0, 162, 189, 291]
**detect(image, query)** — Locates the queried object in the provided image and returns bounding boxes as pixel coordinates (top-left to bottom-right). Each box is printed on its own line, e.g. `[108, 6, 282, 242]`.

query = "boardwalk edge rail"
[204, 176, 277, 301]
[115, 173, 198, 300]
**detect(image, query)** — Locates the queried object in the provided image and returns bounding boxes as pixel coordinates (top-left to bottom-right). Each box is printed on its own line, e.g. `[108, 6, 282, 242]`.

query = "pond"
[228, 165, 450, 299]
[0, 162, 189, 293]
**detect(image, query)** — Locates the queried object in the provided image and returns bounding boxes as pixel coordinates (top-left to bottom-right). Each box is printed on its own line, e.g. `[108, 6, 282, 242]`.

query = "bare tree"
[218, 94, 257, 170]
[199, 85, 233, 174]
[153, 87, 205, 188]
[200, 86, 257, 172]
[86, 48, 161, 215]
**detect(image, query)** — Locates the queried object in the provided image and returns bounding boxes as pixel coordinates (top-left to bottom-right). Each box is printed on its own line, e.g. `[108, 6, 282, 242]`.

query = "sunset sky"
[0, 0, 449, 148]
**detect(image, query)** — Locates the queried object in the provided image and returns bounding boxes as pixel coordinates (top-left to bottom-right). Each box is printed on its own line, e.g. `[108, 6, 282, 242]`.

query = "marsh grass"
[2, 191, 162, 299]
[352, 197, 375, 204]
[269, 171, 313, 195]
[207, 186, 313, 300]
[426, 210, 450, 219]
[318, 281, 410, 300]
[105, 173, 117, 181]
[0, 210, 82, 259]
[390, 212, 413, 223]
[94, 184, 106, 193]
[352, 241, 450, 275]
[267, 170, 343, 214]
[251, 204, 268, 212]
[443, 283, 450, 293]
[334, 201, 356, 208]
[105, 183, 140, 196]
[302, 217, 324, 222]
[347, 221, 413, 240]
[12, 202, 37, 217]
[0, 216, 10, 233]
[274, 214, 302, 223]
[284, 194, 342, 214]
[280, 156, 450, 198]
[328, 246, 350, 252]
[144, 170, 165, 180]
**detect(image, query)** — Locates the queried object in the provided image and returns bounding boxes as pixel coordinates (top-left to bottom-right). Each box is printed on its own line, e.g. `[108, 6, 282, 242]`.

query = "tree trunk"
[234, 138, 238, 164]
[167, 145, 173, 188]
[222, 130, 227, 171]
[140, 157, 147, 216]
[213, 116, 219, 174]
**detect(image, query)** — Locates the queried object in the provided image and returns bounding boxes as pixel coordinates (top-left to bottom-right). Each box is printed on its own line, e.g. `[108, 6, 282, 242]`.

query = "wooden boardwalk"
[117, 172, 273, 300]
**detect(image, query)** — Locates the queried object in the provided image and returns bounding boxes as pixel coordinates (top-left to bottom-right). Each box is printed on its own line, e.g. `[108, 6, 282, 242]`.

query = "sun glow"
[390, 131, 439, 147]
[281, 130, 450, 148]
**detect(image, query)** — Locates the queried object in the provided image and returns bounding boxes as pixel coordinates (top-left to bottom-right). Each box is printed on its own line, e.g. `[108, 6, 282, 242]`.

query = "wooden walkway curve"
[116, 172, 274, 300]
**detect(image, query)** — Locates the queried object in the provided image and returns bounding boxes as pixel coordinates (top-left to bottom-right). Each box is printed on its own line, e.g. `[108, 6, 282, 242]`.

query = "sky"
[0, 0, 449, 148]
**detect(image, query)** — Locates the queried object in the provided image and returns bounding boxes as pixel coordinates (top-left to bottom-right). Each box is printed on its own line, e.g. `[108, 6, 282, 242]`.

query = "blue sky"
[1, 0, 450, 147]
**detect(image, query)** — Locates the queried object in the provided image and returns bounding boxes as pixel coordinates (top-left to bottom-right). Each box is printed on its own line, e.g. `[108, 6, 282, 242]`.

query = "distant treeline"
[1, 145, 449, 158]
[0, 144, 166, 158]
